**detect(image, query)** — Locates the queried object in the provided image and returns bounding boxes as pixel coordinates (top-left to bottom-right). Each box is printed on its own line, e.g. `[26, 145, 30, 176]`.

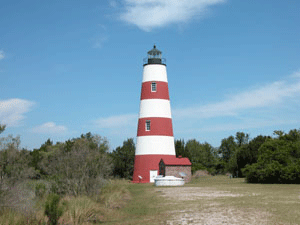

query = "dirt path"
[156, 187, 274, 225]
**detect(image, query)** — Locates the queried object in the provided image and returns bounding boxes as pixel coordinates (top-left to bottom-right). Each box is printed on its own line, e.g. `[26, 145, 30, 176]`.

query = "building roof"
[160, 156, 192, 166]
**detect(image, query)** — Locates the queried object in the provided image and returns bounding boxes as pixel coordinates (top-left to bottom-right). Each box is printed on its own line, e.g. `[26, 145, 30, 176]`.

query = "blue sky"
[1, 0, 300, 150]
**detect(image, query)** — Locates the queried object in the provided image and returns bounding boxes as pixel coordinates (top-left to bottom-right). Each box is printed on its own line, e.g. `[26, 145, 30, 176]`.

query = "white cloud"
[290, 70, 300, 78]
[202, 118, 300, 133]
[109, 0, 118, 8]
[0, 99, 35, 126]
[119, 0, 226, 31]
[94, 114, 137, 128]
[173, 74, 300, 120]
[31, 122, 67, 134]
[91, 35, 108, 48]
[0, 50, 4, 60]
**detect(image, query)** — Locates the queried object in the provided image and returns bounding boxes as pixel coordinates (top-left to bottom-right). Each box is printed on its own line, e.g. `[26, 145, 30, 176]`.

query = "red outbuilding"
[159, 156, 192, 182]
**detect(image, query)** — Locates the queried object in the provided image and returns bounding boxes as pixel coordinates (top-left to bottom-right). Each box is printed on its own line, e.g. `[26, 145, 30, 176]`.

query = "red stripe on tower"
[132, 45, 176, 183]
[137, 117, 173, 136]
[140, 81, 170, 100]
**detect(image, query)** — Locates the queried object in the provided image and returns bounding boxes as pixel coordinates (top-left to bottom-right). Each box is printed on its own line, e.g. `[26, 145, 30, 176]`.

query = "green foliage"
[235, 132, 249, 147]
[40, 139, 53, 152]
[243, 130, 300, 183]
[174, 139, 218, 174]
[186, 140, 216, 168]
[27, 133, 112, 196]
[111, 138, 135, 179]
[44, 193, 64, 225]
[0, 124, 5, 135]
[228, 135, 270, 177]
[175, 139, 190, 158]
[219, 135, 237, 163]
[0, 136, 36, 182]
[190, 162, 206, 174]
[44, 133, 111, 196]
[35, 182, 46, 198]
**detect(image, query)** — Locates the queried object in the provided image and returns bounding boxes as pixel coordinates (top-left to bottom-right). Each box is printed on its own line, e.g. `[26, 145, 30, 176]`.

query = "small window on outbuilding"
[151, 82, 157, 92]
[145, 120, 151, 131]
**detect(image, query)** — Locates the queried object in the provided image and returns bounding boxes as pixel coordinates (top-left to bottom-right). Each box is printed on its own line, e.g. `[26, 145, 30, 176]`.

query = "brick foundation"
[165, 166, 192, 182]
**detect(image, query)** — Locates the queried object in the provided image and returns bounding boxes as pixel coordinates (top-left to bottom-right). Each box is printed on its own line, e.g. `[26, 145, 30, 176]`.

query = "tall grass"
[0, 179, 169, 224]
[95, 179, 131, 208]
[0, 179, 133, 225]
[60, 195, 102, 224]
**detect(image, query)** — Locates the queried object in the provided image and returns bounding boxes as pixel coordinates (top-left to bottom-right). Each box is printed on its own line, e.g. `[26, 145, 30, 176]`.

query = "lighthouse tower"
[132, 45, 176, 183]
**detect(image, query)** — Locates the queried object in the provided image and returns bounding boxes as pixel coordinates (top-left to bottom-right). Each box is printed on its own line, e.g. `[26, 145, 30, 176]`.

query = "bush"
[41, 136, 112, 196]
[191, 163, 206, 174]
[44, 194, 64, 225]
[35, 182, 46, 198]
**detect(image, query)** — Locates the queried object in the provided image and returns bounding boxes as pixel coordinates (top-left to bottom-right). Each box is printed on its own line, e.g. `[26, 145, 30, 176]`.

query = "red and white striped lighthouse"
[132, 45, 176, 183]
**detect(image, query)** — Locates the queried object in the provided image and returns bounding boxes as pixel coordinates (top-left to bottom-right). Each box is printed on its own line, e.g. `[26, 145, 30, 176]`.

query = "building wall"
[165, 166, 192, 182]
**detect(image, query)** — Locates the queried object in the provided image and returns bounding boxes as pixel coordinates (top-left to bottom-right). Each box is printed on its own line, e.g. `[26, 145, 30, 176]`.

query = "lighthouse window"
[146, 120, 151, 131]
[151, 82, 157, 92]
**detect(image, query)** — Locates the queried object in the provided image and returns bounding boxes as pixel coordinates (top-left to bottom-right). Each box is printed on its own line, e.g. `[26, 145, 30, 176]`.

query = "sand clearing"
[157, 187, 279, 225]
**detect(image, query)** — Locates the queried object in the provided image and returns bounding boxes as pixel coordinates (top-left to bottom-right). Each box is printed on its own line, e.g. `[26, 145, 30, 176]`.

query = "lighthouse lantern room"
[132, 45, 177, 183]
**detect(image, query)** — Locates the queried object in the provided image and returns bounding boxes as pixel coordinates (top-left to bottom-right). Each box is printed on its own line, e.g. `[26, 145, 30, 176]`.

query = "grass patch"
[1, 177, 299, 224]
[104, 183, 168, 224]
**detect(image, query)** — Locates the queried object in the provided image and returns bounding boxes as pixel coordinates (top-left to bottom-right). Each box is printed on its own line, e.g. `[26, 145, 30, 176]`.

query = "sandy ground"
[156, 187, 275, 225]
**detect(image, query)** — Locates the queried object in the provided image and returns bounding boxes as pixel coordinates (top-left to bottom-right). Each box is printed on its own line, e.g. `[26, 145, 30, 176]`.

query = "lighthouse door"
[150, 170, 158, 183]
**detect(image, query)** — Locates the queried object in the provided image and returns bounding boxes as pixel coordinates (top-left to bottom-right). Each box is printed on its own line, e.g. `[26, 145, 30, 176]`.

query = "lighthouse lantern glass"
[145, 45, 165, 65]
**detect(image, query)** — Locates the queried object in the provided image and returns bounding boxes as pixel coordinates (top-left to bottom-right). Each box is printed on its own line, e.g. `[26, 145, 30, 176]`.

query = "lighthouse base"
[132, 154, 176, 183]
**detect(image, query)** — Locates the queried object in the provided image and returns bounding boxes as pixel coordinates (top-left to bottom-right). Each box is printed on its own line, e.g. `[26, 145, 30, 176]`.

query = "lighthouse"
[132, 45, 177, 183]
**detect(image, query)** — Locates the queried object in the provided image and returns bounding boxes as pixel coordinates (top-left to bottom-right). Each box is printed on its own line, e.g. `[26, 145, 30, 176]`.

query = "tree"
[218, 136, 237, 163]
[228, 135, 270, 177]
[40, 138, 53, 152]
[185, 139, 217, 174]
[175, 139, 190, 158]
[0, 124, 5, 135]
[111, 138, 135, 179]
[30, 139, 56, 178]
[40, 133, 112, 196]
[235, 132, 249, 147]
[243, 129, 300, 183]
[0, 136, 36, 184]
[218, 132, 250, 176]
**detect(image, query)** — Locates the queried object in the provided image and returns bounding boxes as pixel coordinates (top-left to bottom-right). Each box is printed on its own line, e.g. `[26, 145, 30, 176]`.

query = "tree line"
[1, 124, 299, 191]
[112, 130, 300, 184]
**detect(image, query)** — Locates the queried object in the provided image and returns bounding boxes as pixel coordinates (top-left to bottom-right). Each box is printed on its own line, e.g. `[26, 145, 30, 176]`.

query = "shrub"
[41, 136, 112, 196]
[35, 182, 46, 198]
[44, 194, 64, 225]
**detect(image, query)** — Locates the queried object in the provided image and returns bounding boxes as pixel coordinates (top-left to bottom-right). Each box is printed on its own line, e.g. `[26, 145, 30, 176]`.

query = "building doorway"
[149, 170, 158, 183]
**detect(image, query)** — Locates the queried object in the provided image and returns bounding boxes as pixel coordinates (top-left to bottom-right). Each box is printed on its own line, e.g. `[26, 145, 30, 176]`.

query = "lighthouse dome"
[144, 45, 166, 65]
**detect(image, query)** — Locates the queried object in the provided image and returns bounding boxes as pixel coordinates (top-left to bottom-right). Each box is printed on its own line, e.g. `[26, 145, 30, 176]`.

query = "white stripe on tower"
[139, 99, 171, 118]
[142, 64, 168, 82]
[136, 136, 175, 155]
